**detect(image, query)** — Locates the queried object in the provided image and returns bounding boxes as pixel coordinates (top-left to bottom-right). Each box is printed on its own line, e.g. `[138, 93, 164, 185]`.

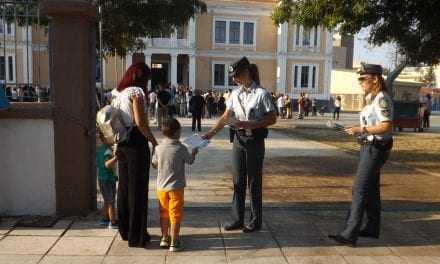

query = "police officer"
[202, 57, 277, 232]
[329, 63, 393, 246]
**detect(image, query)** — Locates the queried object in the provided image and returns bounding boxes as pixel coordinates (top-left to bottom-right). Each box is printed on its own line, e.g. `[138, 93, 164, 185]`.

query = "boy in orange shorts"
[152, 118, 198, 252]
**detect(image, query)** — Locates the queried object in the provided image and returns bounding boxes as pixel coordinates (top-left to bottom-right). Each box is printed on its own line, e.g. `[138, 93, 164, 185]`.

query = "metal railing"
[0, 0, 49, 103]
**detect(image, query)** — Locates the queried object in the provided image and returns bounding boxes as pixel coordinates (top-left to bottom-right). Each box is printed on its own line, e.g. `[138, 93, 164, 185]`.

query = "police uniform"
[335, 64, 394, 244]
[225, 57, 276, 231]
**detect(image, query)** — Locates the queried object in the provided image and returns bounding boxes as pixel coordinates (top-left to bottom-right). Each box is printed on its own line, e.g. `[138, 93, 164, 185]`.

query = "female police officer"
[202, 57, 277, 233]
[329, 64, 393, 246]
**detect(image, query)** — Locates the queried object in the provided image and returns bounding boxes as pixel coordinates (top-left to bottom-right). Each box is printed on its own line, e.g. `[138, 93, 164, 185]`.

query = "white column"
[145, 53, 152, 90]
[188, 18, 196, 48]
[171, 29, 178, 48]
[125, 54, 132, 70]
[189, 54, 196, 91]
[276, 22, 288, 94]
[324, 30, 333, 100]
[171, 54, 178, 87]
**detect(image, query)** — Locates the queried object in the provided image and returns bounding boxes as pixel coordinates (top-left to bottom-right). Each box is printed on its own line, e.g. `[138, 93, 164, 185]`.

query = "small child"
[152, 118, 198, 252]
[96, 132, 118, 229]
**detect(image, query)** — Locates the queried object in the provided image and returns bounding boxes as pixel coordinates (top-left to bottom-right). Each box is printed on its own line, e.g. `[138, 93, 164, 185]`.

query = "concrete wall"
[0, 119, 56, 215]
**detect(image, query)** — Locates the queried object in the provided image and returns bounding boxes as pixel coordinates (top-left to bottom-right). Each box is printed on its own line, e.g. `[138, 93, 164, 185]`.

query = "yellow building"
[0, 22, 49, 89]
[103, 0, 333, 100]
[331, 69, 424, 111]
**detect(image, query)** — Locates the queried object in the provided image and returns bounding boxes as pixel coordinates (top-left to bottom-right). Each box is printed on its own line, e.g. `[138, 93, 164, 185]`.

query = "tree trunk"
[386, 61, 407, 98]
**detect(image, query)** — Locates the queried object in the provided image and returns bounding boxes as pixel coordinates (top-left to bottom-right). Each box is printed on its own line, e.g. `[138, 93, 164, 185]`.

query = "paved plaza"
[1, 118, 440, 263]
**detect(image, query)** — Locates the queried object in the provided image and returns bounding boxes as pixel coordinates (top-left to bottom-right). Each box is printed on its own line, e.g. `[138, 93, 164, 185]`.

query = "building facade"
[103, 0, 333, 100]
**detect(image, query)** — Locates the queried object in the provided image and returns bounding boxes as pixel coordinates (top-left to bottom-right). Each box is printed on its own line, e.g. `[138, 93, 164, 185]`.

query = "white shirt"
[277, 96, 285, 108]
[226, 82, 275, 121]
[149, 91, 157, 104]
[360, 91, 393, 139]
[112, 87, 146, 127]
[334, 99, 341, 108]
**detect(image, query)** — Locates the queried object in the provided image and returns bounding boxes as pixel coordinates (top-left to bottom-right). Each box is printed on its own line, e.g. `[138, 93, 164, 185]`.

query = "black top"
[189, 95, 205, 114]
[157, 90, 171, 107]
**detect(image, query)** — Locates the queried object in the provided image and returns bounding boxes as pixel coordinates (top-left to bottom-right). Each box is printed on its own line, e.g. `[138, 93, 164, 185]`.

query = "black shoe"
[328, 234, 356, 247]
[359, 230, 379, 239]
[223, 222, 243, 231]
[243, 223, 261, 233]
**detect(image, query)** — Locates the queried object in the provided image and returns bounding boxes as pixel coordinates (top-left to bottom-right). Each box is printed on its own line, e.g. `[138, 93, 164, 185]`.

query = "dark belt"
[236, 129, 253, 137]
[357, 135, 393, 150]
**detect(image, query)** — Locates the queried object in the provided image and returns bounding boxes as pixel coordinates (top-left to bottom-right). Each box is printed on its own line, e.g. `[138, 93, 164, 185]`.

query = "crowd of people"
[271, 92, 321, 119]
[3, 84, 50, 102]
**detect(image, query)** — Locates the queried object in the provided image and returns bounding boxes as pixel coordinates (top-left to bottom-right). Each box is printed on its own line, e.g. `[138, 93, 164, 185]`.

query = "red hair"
[117, 62, 151, 92]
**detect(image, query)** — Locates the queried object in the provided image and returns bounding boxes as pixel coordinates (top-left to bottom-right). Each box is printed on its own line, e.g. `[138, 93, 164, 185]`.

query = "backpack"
[96, 103, 129, 145]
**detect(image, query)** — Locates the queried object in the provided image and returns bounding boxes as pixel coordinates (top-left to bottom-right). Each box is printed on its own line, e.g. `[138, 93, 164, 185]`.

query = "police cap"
[228, 57, 250, 77]
[357, 63, 383, 75]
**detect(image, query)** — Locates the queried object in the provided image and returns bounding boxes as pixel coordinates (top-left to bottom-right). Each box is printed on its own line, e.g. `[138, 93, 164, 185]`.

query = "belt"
[236, 129, 254, 137]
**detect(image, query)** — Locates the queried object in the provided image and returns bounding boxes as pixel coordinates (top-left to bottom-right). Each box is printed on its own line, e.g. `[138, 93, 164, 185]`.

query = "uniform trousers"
[340, 143, 390, 241]
[117, 128, 150, 247]
[231, 134, 265, 227]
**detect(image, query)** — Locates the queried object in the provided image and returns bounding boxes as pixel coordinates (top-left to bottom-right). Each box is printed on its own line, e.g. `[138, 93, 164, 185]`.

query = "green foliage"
[0, 0, 206, 57]
[272, 0, 440, 66]
[98, 0, 207, 57]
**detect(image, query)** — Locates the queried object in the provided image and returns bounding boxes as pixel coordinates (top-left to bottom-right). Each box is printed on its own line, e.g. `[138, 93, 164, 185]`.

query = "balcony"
[144, 38, 193, 49]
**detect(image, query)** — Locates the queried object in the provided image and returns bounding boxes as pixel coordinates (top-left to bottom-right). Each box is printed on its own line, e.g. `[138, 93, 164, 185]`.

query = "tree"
[271, 0, 440, 96]
[1, 0, 206, 57]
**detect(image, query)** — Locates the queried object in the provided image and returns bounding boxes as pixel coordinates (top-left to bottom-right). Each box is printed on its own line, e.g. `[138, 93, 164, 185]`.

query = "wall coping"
[0, 103, 54, 119]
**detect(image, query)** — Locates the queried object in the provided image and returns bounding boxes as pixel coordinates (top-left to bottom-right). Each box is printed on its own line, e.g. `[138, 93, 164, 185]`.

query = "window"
[243, 22, 254, 45]
[302, 28, 311, 46]
[293, 64, 318, 89]
[215, 21, 226, 43]
[214, 18, 256, 46]
[0, 57, 5, 81]
[294, 25, 320, 49]
[8, 56, 13, 81]
[214, 64, 225, 86]
[229, 21, 240, 44]
[213, 62, 238, 89]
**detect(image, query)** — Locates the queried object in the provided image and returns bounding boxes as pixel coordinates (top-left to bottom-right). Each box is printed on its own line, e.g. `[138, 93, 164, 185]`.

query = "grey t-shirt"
[152, 138, 193, 191]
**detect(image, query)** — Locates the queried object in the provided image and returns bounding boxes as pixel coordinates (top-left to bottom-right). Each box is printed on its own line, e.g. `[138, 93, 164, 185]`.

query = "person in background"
[149, 88, 157, 119]
[333, 96, 342, 120]
[186, 88, 192, 118]
[304, 95, 310, 117]
[277, 94, 285, 119]
[157, 84, 172, 129]
[298, 93, 305, 119]
[285, 95, 292, 119]
[152, 118, 198, 252]
[312, 97, 317, 116]
[423, 94, 432, 129]
[96, 131, 119, 229]
[189, 89, 205, 132]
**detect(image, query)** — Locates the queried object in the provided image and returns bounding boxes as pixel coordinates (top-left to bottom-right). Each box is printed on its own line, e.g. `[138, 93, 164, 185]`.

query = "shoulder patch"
[379, 97, 390, 109]
[381, 109, 391, 117]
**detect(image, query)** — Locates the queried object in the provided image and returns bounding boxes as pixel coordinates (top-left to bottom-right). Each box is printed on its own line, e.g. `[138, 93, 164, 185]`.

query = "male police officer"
[202, 57, 277, 232]
[329, 63, 393, 246]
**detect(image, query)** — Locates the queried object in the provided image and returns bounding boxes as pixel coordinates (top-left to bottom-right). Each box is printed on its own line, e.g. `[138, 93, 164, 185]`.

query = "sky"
[353, 28, 398, 71]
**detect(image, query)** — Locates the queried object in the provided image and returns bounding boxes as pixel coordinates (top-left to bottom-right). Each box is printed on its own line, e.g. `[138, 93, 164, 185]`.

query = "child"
[152, 118, 198, 252]
[96, 132, 118, 229]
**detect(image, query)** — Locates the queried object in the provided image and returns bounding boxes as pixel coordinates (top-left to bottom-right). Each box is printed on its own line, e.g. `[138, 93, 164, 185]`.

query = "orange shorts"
[157, 189, 184, 224]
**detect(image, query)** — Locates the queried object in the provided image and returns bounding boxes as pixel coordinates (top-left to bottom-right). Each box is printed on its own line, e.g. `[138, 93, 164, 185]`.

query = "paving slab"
[334, 243, 394, 256]
[288, 256, 348, 264]
[107, 235, 167, 256]
[229, 255, 288, 264]
[9, 220, 71, 237]
[103, 256, 165, 264]
[0, 235, 58, 255]
[167, 255, 227, 264]
[343, 256, 405, 264]
[224, 232, 284, 259]
[277, 236, 340, 256]
[64, 221, 118, 237]
[0, 255, 41, 264]
[401, 256, 440, 264]
[39, 256, 104, 264]
[48, 236, 114, 256]
[389, 245, 440, 256]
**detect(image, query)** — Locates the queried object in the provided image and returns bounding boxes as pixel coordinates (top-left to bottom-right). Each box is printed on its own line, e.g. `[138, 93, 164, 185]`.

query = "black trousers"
[333, 107, 341, 120]
[117, 128, 150, 247]
[231, 134, 265, 226]
[340, 144, 390, 241]
[192, 112, 202, 132]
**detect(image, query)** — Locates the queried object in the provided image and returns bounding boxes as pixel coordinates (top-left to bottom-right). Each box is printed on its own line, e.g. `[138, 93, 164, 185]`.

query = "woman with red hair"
[114, 62, 158, 248]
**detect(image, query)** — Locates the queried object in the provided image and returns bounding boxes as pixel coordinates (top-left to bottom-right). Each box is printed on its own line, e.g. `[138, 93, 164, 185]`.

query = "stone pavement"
[2, 118, 440, 263]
